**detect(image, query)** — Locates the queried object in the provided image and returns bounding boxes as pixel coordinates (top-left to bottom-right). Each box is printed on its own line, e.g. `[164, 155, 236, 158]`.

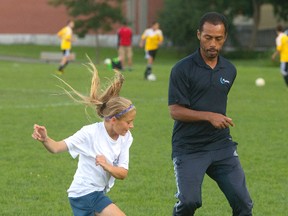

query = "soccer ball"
[104, 58, 112, 65]
[255, 78, 265, 87]
[147, 73, 157, 81]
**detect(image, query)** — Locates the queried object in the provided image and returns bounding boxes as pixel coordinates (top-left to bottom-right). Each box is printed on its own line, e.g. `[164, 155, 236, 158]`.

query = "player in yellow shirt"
[276, 33, 288, 86]
[139, 21, 164, 80]
[271, 25, 286, 61]
[57, 20, 75, 74]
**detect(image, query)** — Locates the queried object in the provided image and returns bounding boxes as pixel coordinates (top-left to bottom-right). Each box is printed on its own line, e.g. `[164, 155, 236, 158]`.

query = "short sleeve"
[64, 126, 91, 159]
[168, 64, 191, 106]
[117, 133, 133, 170]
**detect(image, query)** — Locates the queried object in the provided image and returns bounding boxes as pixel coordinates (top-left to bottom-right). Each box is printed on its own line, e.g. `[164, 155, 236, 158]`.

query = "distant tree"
[159, 0, 288, 52]
[49, 0, 124, 36]
[48, 0, 125, 61]
[270, 0, 288, 21]
[226, 0, 288, 49]
[158, 0, 248, 52]
[159, 0, 211, 52]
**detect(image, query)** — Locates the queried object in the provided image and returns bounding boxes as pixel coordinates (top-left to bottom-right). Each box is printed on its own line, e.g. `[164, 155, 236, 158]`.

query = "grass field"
[0, 45, 287, 215]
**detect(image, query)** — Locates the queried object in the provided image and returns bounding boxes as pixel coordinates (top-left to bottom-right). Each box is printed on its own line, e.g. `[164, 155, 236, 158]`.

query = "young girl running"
[32, 61, 136, 216]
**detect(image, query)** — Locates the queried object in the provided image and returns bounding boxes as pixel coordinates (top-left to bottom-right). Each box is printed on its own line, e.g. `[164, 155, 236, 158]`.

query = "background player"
[57, 20, 75, 74]
[139, 21, 163, 80]
[117, 21, 133, 71]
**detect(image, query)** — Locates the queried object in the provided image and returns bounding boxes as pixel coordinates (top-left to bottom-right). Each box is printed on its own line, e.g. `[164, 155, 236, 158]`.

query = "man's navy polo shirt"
[168, 49, 237, 157]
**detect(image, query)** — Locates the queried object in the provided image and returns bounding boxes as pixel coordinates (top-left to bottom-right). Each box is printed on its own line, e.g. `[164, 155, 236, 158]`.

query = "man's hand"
[208, 113, 235, 129]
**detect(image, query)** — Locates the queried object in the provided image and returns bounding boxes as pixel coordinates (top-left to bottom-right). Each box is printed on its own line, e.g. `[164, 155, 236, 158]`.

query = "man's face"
[197, 22, 227, 60]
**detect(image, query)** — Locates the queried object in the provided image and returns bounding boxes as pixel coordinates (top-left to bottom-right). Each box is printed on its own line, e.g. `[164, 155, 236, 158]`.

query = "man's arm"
[169, 104, 234, 129]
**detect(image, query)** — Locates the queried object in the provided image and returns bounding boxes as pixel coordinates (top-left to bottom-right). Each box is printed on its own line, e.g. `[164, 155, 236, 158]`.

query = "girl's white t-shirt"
[64, 122, 133, 197]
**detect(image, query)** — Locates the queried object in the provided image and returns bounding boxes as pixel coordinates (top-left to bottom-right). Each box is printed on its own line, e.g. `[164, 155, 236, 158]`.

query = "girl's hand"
[32, 124, 48, 142]
[95, 155, 110, 171]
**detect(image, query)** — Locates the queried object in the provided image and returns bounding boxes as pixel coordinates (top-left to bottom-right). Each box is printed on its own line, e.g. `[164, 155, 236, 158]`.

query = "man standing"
[117, 21, 133, 71]
[139, 21, 163, 80]
[168, 12, 253, 215]
[57, 20, 75, 74]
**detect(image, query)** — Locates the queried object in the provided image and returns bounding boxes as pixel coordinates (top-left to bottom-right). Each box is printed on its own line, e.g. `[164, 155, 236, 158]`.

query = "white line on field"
[0, 97, 167, 110]
[0, 102, 80, 110]
[1, 88, 62, 94]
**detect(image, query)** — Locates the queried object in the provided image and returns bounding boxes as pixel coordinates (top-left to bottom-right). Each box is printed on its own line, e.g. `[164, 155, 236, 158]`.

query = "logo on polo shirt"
[220, 77, 230, 85]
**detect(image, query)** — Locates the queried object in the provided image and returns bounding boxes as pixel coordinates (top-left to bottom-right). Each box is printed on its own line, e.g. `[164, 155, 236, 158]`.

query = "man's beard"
[205, 48, 219, 59]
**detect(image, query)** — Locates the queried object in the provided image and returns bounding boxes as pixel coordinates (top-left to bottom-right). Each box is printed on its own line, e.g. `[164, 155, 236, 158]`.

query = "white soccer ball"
[104, 58, 112, 65]
[147, 73, 157, 81]
[255, 78, 265, 87]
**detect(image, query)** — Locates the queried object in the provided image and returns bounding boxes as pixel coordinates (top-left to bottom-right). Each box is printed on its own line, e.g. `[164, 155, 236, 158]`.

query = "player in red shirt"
[117, 21, 133, 71]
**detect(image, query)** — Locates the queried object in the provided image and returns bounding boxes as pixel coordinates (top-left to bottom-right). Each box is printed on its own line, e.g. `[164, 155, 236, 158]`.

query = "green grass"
[0, 45, 287, 215]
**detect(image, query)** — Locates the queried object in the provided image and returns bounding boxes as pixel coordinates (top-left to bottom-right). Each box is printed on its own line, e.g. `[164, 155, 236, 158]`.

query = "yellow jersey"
[277, 34, 288, 62]
[141, 28, 163, 51]
[57, 26, 73, 50]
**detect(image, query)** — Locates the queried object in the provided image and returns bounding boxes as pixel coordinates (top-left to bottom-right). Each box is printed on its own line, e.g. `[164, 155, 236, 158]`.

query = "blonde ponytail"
[57, 58, 135, 119]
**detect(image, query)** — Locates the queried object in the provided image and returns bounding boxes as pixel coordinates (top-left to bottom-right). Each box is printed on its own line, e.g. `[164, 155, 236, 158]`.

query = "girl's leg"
[96, 203, 126, 216]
